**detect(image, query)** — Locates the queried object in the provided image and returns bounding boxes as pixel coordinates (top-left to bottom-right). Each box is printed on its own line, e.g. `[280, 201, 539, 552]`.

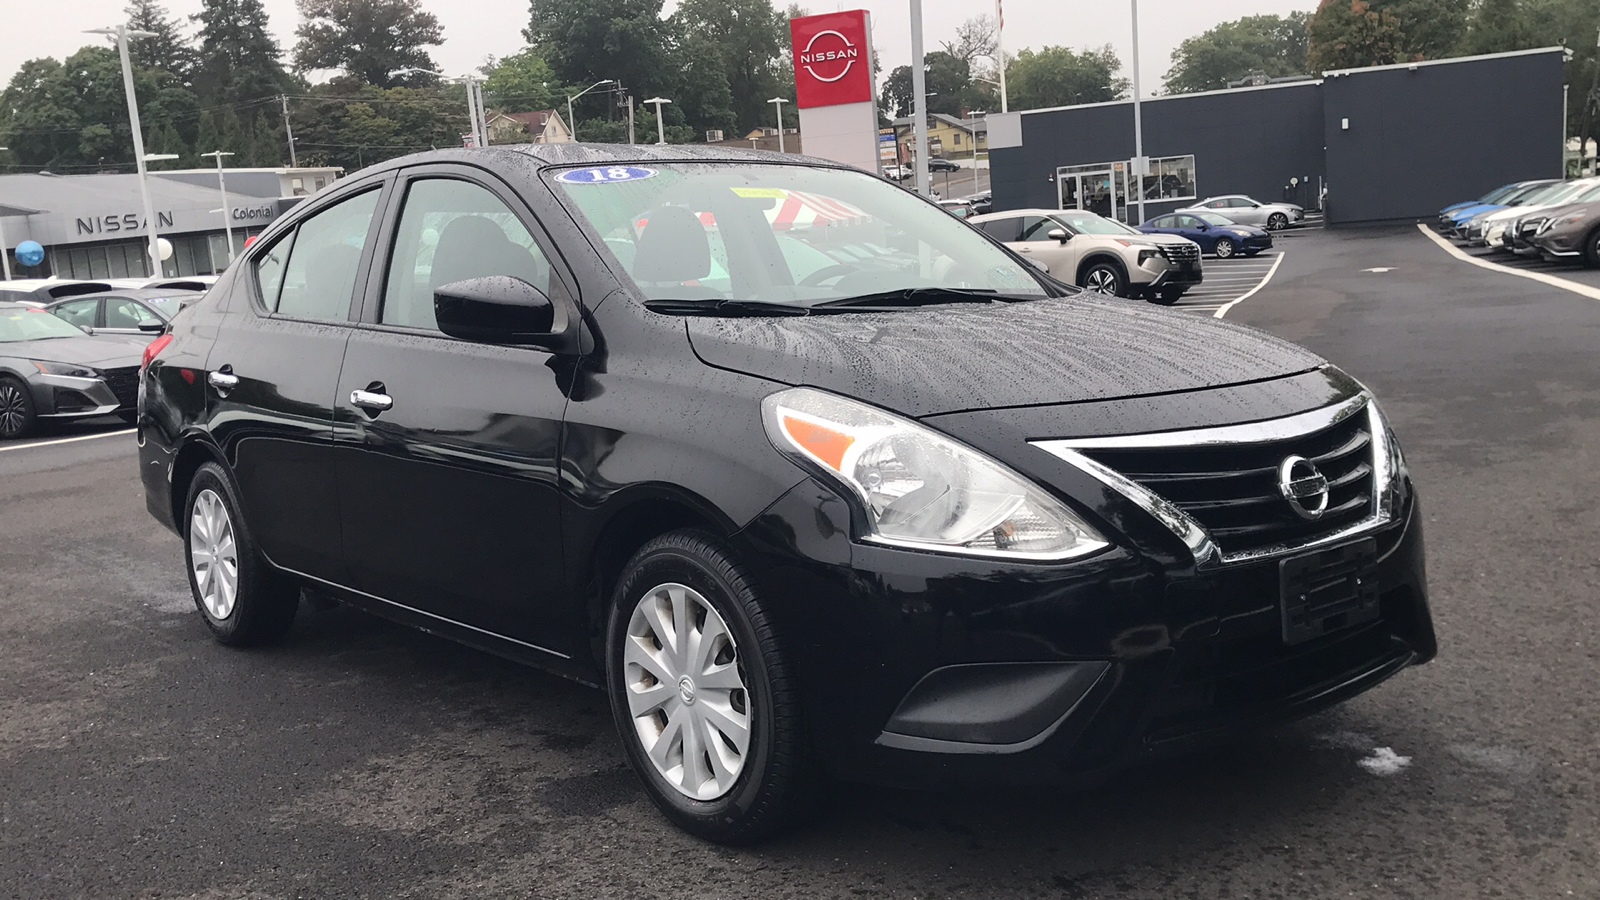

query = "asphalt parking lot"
[3, 223, 1598, 898]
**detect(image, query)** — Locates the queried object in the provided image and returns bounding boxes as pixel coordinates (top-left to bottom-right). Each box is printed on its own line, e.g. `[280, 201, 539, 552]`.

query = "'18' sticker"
[557, 166, 657, 185]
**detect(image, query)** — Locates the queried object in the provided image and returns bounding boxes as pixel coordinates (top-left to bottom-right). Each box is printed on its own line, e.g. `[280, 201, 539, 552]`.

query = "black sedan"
[137, 144, 1435, 844]
[46, 288, 203, 339]
[0, 303, 148, 438]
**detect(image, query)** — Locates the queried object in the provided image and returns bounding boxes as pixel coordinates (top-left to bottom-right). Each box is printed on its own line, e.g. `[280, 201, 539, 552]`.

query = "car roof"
[969, 208, 1069, 221]
[344, 143, 850, 183]
[46, 288, 203, 306]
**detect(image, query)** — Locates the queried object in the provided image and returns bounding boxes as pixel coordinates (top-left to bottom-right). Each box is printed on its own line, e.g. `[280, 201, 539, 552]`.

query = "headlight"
[1367, 399, 1408, 521]
[1231, 228, 1252, 237]
[32, 360, 95, 378]
[1137, 248, 1160, 265]
[762, 387, 1109, 560]
[1550, 212, 1587, 228]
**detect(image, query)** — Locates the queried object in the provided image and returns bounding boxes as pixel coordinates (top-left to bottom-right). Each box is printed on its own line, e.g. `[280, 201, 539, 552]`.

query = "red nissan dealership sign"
[790, 11, 873, 109]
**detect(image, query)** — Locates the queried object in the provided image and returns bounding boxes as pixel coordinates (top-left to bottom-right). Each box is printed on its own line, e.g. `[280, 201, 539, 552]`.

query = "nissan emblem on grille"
[1277, 455, 1330, 520]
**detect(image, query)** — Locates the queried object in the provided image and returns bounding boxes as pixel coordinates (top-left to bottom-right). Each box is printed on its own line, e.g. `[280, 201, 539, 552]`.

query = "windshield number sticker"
[558, 166, 657, 185]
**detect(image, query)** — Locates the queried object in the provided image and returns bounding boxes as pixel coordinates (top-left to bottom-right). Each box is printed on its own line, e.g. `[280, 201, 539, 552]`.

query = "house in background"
[890, 113, 989, 160]
[486, 110, 573, 145]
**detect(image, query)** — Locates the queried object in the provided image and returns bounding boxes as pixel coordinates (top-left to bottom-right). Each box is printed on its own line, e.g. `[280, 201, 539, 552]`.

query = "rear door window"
[270, 188, 382, 321]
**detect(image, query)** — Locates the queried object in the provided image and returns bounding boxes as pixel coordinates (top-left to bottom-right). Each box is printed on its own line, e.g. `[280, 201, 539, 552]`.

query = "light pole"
[768, 97, 789, 152]
[910, 0, 931, 197]
[0, 145, 9, 281]
[1129, 0, 1147, 225]
[566, 80, 615, 142]
[202, 150, 236, 263]
[994, 0, 1008, 113]
[644, 97, 672, 144]
[400, 68, 486, 148]
[87, 24, 161, 275]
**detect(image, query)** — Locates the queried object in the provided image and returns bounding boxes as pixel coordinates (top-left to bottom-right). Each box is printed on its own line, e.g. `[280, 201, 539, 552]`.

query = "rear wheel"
[1079, 261, 1127, 296]
[607, 530, 814, 844]
[1213, 237, 1237, 259]
[0, 377, 36, 440]
[184, 462, 299, 646]
[1267, 212, 1289, 230]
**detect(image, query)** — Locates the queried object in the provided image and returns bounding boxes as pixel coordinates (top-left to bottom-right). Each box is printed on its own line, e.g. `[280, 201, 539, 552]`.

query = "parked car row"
[1438, 177, 1600, 265]
[971, 208, 1203, 304]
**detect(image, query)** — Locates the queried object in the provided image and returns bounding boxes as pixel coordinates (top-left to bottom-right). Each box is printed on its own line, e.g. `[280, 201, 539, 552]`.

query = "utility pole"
[995, 0, 1008, 113]
[281, 94, 298, 167]
[911, 0, 930, 197]
[644, 97, 672, 144]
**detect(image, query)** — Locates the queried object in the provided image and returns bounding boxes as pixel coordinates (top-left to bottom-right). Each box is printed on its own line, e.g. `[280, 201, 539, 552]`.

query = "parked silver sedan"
[1179, 195, 1305, 230]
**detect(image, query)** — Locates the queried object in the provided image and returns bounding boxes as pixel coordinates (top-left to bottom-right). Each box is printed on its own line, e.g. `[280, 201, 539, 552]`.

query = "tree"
[881, 51, 986, 119]
[940, 15, 997, 68]
[1457, 0, 1540, 56]
[1163, 13, 1311, 94]
[125, 0, 196, 83]
[1005, 45, 1127, 111]
[672, 0, 787, 134]
[1305, 0, 1470, 72]
[482, 49, 560, 114]
[192, 0, 291, 105]
[525, 0, 673, 104]
[288, 79, 466, 169]
[293, 0, 444, 88]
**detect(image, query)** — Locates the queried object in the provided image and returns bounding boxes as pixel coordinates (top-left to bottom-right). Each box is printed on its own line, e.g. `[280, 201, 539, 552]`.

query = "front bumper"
[736, 477, 1434, 788]
[28, 373, 124, 419]
[1532, 226, 1587, 258]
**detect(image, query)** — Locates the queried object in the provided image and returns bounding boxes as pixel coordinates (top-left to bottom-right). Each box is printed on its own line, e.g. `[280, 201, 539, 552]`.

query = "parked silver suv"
[970, 208, 1203, 304]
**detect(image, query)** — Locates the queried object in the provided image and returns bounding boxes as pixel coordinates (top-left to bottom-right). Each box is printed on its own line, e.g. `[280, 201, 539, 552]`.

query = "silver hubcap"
[0, 386, 26, 436]
[1216, 240, 1234, 258]
[1270, 215, 1286, 230]
[189, 489, 239, 620]
[1085, 268, 1118, 293]
[624, 582, 751, 801]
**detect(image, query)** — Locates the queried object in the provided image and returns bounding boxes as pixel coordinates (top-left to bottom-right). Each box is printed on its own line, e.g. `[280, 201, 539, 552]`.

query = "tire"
[1267, 212, 1289, 231]
[1153, 288, 1184, 305]
[1079, 261, 1127, 296]
[606, 529, 814, 844]
[0, 376, 37, 440]
[183, 462, 299, 646]
[1213, 237, 1237, 259]
[1584, 228, 1600, 268]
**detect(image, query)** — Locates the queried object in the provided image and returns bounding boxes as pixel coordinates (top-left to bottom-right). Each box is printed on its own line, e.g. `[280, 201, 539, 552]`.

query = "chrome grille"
[101, 366, 140, 409]
[1159, 243, 1200, 264]
[1079, 410, 1375, 556]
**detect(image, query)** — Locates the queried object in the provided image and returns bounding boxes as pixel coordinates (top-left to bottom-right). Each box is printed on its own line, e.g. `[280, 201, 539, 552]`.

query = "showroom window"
[1139, 155, 1197, 202]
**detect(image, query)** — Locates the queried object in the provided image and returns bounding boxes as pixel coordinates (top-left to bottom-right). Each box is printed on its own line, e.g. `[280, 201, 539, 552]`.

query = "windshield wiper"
[644, 297, 810, 317]
[813, 287, 998, 309]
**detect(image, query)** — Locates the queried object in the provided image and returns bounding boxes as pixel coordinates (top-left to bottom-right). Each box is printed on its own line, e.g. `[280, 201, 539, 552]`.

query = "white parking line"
[1213, 252, 1287, 319]
[0, 429, 136, 454]
[1415, 223, 1600, 302]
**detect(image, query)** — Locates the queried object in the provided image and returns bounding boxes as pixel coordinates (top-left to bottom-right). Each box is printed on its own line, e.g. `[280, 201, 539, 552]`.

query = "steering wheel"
[798, 264, 860, 287]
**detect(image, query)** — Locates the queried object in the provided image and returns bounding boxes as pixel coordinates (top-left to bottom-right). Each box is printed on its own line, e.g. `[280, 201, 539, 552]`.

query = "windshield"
[1503, 182, 1559, 205]
[1480, 184, 1519, 204]
[1532, 181, 1596, 206]
[0, 308, 89, 342]
[1194, 212, 1235, 226]
[1050, 210, 1141, 236]
[551, 163, 1046, 307]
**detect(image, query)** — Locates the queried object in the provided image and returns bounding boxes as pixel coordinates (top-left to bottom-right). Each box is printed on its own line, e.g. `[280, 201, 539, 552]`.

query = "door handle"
[350, 389, 393, 412]
[208, 368, 239, 391]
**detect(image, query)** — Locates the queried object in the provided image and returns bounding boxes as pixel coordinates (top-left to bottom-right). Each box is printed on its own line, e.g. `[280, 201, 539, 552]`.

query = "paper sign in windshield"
[557, 166, 658, 185]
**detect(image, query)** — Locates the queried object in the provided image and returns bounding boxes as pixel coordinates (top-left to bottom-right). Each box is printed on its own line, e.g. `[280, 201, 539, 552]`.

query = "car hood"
[1, 335, 146, 369]
[685, 295, 1325, 417]
[1452, 203, 1504, 221]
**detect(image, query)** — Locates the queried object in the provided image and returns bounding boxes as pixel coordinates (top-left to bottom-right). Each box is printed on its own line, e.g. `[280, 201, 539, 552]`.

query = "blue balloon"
[15, 240, 44, 268]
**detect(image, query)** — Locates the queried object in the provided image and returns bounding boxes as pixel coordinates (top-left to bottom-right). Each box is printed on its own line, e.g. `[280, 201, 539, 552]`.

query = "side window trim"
[355, 164, 580, 334]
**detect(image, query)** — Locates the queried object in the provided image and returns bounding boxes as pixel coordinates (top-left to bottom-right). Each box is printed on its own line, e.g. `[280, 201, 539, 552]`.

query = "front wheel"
[1267, 212, 1289, 230]
[1213, 237, 1237, 259]
[184, 462, 299, 646]
[1584, 227, 1600, 268]
[607, 530, 815, 844]
[1079, 262, 1127, 296]
[0, 377, 37, 440]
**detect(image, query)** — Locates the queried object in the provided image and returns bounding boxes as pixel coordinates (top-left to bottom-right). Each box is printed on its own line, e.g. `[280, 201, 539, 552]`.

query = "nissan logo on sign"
[800, 30, 859, 83]
[791, 11, 874, 109]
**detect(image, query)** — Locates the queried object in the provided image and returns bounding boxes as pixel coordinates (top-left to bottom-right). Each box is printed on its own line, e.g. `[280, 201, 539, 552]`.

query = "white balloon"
[157, 237, 174, 261]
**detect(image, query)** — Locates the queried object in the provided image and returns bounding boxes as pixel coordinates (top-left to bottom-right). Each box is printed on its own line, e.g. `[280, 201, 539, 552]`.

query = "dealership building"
[987, 47, 1565, 225]
[0, 166, 341, 281]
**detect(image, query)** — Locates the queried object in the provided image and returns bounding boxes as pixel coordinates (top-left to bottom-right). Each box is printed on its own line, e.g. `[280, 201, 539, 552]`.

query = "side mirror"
[1047, 228, 1069, 242]
[1196, 222, 1210, 231]
[137, 318, 165, 333]
[79, 324, 95, 335]
[434, 275, 571, 349]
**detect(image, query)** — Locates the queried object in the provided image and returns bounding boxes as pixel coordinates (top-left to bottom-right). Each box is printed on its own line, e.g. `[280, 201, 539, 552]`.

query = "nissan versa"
[137, 146, 1437, 844]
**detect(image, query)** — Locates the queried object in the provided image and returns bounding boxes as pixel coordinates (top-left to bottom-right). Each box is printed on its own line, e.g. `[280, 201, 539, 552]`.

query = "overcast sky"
[2, 0, 1316, 99]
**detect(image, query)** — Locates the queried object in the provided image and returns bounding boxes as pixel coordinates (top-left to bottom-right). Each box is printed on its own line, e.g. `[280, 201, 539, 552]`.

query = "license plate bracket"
[1280, 538, 1379, 645]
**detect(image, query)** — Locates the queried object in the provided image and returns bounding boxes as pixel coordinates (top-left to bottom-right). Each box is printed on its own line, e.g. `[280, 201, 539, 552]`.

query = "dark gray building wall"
[991, 82, 1324, 220]
[1322, 50, 1563, 224]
